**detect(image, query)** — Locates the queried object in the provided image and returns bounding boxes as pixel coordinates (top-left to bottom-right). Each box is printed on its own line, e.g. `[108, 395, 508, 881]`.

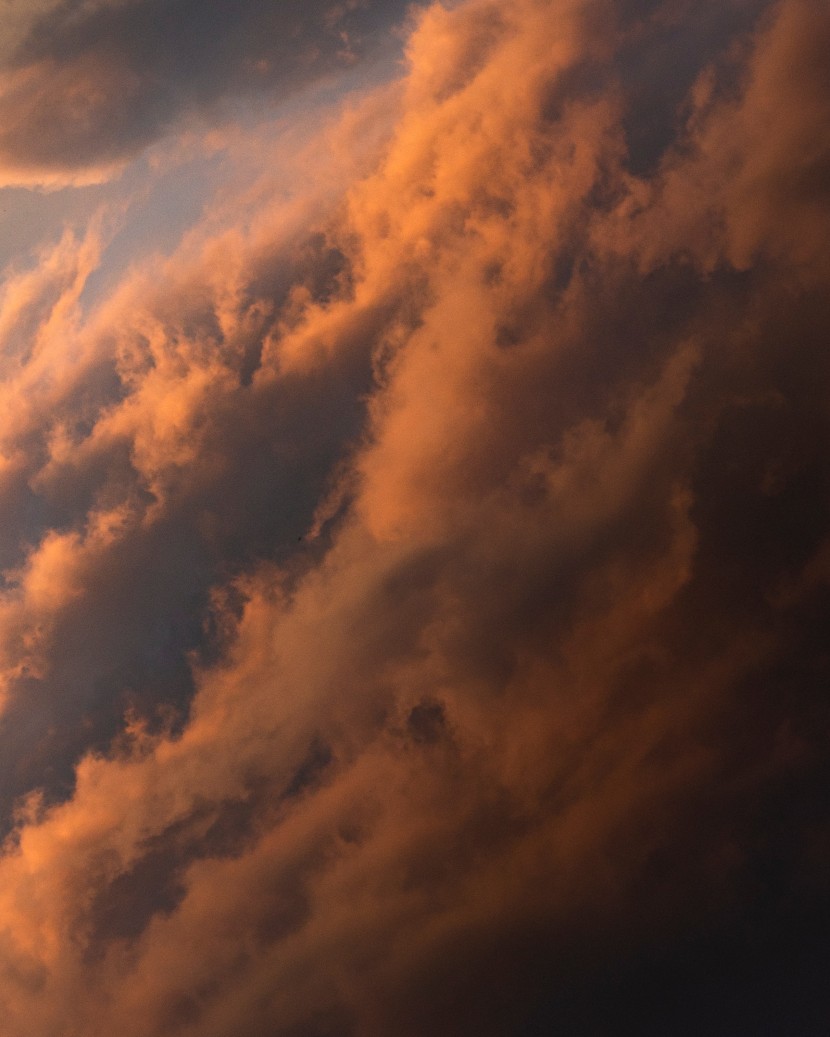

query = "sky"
[0, 0, 828, 1034]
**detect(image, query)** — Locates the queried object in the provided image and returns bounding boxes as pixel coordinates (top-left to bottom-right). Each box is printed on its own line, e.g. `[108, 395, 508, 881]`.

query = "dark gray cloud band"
[0, 0, 410, 178]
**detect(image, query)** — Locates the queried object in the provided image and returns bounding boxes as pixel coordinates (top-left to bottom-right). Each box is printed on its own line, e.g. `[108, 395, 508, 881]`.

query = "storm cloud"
[0, 0, 828, 1034]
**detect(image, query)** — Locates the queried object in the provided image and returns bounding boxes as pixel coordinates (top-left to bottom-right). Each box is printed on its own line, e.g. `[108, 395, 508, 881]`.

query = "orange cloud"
[597, 0, 830, 276]
[0, 0, 827, 1034]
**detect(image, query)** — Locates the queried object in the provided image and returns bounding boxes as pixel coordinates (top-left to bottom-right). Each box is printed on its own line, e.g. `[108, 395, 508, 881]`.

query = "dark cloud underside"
[0, 0, 409, 176]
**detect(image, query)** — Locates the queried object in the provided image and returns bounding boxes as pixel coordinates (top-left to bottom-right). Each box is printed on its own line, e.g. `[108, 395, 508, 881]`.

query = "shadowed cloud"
[0, 0, 411, 184]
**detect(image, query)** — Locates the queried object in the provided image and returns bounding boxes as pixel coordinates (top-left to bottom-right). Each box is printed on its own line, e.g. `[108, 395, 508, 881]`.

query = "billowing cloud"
[0, 0, 827, 1034]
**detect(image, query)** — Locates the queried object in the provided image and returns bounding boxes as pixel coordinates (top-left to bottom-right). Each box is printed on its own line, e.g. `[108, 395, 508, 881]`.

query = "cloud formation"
[0, 0, 828, 1033]
[0, 0, 410, 185]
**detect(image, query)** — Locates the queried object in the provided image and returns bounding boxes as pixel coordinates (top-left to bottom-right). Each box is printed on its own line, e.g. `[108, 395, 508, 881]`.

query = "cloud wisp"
[0, 0, 828, 1034]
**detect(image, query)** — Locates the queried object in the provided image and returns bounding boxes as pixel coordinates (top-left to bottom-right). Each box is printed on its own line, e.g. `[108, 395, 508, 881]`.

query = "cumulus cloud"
[0, 0, 828, 1034]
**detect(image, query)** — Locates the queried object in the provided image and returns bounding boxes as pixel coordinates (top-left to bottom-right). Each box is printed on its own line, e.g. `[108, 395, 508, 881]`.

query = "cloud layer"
[0, 0, 828, 1033]
[0, 0, 410, 185]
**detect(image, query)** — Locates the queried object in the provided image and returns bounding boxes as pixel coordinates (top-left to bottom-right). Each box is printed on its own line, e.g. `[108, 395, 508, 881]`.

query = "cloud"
[0, 0, 827, 1034]
[599, 0, 830, 274]
[0, 0, 411, 186]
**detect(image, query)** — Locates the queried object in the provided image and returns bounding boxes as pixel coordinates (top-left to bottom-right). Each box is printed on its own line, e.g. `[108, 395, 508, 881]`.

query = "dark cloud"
[0, 0, 410, 181]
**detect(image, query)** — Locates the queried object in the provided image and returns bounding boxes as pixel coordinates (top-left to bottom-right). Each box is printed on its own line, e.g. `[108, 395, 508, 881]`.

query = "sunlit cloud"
[0, 0, 827, 1034]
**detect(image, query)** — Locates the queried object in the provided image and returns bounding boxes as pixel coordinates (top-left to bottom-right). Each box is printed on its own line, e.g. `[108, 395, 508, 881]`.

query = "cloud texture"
[0, 0, 408, 185]
[0, 0, 828, 1033]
